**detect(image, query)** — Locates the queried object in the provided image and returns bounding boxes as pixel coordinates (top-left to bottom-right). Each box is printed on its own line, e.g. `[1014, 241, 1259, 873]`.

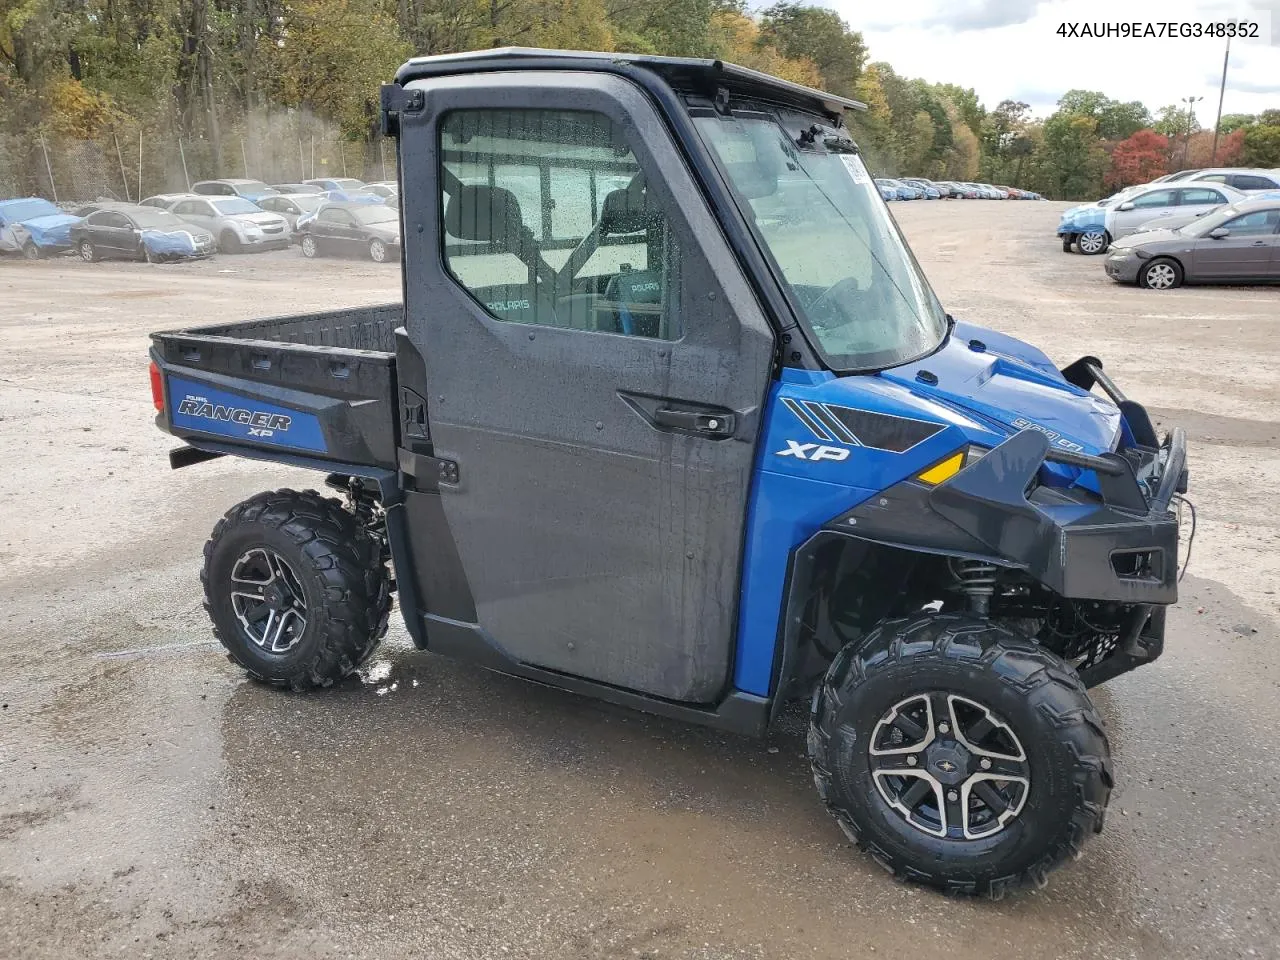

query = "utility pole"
[1181, 95, 1203, 168]
[1211, 37, 1230, 164]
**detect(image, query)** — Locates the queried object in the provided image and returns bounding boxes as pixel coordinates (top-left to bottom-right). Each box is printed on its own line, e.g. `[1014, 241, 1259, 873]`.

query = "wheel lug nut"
[947, 790, 958, 802]
[980, 758, 991, 770]
[938, 722, 950, 734]
[906, 755, 917, 766]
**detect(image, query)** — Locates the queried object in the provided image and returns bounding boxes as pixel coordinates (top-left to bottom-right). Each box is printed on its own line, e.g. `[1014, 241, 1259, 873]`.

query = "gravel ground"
[2, 201, 1278, 960]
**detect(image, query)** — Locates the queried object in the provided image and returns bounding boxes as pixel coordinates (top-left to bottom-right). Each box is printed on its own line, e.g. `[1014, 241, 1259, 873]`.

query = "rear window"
[2, 199, 59, 222]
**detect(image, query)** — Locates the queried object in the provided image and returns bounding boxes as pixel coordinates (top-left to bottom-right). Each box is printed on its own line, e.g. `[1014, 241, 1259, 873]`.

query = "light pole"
[1181, 95, 1203, 168]
[1211, 37, 1231, 164]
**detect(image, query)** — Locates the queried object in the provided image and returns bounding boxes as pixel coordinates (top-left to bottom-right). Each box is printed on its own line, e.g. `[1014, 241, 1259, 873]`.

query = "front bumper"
[1105, 251, 1143, 283]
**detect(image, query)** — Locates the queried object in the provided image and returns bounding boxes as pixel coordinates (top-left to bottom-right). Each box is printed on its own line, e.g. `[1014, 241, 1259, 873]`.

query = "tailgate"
[151, 305, 400, 469]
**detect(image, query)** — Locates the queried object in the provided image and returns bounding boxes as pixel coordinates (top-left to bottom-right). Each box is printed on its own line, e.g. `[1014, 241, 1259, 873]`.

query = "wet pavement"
[3, 203, 1279, 959]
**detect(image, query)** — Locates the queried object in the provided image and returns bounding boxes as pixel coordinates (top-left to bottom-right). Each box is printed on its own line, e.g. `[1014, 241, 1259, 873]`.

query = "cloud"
[921, 0, 1047, 31]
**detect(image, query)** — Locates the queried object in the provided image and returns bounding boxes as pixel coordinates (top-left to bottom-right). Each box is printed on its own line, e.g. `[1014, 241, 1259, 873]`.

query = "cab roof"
[395, 47, 866, 121]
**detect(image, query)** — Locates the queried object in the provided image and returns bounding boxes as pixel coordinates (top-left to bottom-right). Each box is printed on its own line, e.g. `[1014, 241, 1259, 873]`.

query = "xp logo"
[776, 440, 850, 462]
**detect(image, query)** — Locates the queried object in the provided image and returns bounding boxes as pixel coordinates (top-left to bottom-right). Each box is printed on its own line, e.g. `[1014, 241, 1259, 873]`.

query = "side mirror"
[1118, 201, 1135, 211]
[1209, 226, 1229, 239]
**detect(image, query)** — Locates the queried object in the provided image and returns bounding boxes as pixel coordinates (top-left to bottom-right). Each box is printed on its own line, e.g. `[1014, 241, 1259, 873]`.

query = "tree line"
[3, 0, 1279, 199]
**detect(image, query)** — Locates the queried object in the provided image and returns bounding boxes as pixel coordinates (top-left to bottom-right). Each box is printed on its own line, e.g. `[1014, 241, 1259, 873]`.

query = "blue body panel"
[731, 324, 1125, 697]
[169, 376, 327, 453]
[0, 199, 80, 251]
[1058, 206, 1107, 236]
[141, 229, 206, 258]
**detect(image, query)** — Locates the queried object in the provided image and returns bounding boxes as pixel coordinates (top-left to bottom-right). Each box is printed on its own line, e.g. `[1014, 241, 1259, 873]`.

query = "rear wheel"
[1077, 230, 1109, 255]
[22, 241, 41, 260]
[202, 489, 391, 690]
[1139, 257, 1183, 290]
[809, 614, 1111, 897]
[300, 235, 318, 258]
[220, 230, 241, 254]
[368, 238, 388, 263]
[78, 239, 97, 262]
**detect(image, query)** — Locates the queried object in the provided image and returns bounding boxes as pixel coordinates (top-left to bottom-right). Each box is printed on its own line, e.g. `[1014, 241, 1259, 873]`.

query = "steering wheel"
[807, 276, 867, 330]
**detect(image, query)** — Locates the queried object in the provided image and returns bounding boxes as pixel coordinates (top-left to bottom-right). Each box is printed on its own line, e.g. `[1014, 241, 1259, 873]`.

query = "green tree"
[932, 82, 983, 137]
[1217, 112, 1256, 134]
[758, 1, 864, 97]
[1240, 124, 1280, 167]
[1042, 110, 1107, 199]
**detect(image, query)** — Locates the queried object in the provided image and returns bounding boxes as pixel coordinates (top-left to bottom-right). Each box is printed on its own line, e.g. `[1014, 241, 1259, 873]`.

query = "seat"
[444, 184, 558, 326]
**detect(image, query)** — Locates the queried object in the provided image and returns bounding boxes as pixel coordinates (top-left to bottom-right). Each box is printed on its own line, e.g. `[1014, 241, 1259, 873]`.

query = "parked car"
[875, 179, 898, 201]
[70, 204, 215, 262]
[360, 182, 399, 201]
[272, 183, 326, 195]
[192, 179, 280, 202]
[0, 197, 80, 259]
[296, 200, 400, 262]
[304, 177, 367, 194]
[141, 193, 198, 209]
[1183, 168, 1280, 193]
[876, 178, 920, 200]
[901, 178, 942, 199]
[1105, 195, 1280, 288]
[1058, 182, 1245, 254]
[1149, 169, 1204, 184]
[977, 183, 1007, 199]
[256, 193, 329, 230]
[162, 195, 291, 253]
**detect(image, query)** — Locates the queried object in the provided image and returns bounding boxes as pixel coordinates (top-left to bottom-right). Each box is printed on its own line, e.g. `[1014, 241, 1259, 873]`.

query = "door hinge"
[380, 84, 424, 138]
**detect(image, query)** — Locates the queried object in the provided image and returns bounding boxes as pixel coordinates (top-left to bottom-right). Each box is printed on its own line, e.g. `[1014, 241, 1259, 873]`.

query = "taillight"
[149, 361, 165, 412]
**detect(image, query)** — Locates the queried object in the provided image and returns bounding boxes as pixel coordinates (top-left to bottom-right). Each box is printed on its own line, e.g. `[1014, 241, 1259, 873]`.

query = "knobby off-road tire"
[202, 489, 391, 690]
[808, 614, 1112, 898]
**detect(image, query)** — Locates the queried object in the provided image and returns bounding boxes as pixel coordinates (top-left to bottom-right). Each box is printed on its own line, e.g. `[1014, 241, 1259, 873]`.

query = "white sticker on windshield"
[839, 154, 871, 185]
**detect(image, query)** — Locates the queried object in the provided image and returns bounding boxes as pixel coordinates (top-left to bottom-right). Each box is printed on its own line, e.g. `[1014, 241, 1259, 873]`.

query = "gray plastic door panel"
[398, 70, 775, 703]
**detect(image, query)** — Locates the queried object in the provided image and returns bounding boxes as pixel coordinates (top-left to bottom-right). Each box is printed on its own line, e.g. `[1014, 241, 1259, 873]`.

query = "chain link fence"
[0, 128, 396, 205]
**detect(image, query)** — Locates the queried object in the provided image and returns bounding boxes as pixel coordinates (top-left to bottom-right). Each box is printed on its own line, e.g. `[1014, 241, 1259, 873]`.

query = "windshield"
[332, 178, 364, 190]
[351, 204, 398, 225]
[211, 198, 260, 215]
[292, 196, 326, 212]
[1180, 202, 1249, 236]
[237, 181, 273, 195]
[695, 109, 948, 370]
[2, 199, 60, 222]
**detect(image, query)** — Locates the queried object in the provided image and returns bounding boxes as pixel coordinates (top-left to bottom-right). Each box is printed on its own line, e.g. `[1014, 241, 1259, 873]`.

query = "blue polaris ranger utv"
[150, 49, 1189, 896]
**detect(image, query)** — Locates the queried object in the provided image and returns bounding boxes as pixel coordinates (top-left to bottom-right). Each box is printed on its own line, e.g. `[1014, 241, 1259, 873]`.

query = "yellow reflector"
[918, 452, 965, 486]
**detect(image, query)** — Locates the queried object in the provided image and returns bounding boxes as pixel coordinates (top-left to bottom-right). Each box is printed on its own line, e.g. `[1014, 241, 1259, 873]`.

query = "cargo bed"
[150, 303, 403, 469]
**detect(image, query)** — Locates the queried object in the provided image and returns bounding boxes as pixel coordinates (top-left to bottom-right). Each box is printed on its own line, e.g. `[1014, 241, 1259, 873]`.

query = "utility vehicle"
[150, 48, 1189, 897]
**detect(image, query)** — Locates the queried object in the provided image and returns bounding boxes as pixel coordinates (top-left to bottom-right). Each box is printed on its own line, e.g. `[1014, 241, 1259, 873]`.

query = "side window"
[440, 108, 680, 339]
[1221, 209, 1280, 236]
[318, 208, 347, 224]
[103, 212, 129, 228]
[1230, 175, 1277, 191]
[1132, 190, 1177, 209]
[1179, 188, 1225, 206]
[1197, 174, 1228, 183]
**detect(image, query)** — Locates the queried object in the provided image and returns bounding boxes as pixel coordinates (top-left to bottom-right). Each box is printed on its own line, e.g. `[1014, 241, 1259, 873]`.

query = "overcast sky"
[822, 0, 1280, 124]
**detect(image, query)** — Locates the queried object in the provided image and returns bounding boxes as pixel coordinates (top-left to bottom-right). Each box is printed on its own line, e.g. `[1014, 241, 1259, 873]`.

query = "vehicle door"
[94, 211, 136, 256]
[1112, 188, 1179, 236]
[172, 199, 214, 233]
[395, 72, 775, 703]
[1176, 186, 1231, 221]
[312, 207, 355, 252]
[1191, 208, 1280, 279]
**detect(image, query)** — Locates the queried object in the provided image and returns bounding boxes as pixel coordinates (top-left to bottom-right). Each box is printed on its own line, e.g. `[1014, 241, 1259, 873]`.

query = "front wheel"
[1076, 229, 1109, 255]
[809, 614, 1112, 897]
[78, 239, 97, 262]
[300, 235, 318, 258]
[220, 230, 241, 254]
[368, 238, 388, 263]
[1139, 257, 1183, 290]
[1061, 235, 1074, 253]
[202, 489, 391, 690]
[22, 241, 41, 260]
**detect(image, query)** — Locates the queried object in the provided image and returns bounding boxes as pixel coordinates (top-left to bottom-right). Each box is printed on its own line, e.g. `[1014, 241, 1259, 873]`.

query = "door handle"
[1252, 240, 1266, 246]
[653, 407, 735, 437]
